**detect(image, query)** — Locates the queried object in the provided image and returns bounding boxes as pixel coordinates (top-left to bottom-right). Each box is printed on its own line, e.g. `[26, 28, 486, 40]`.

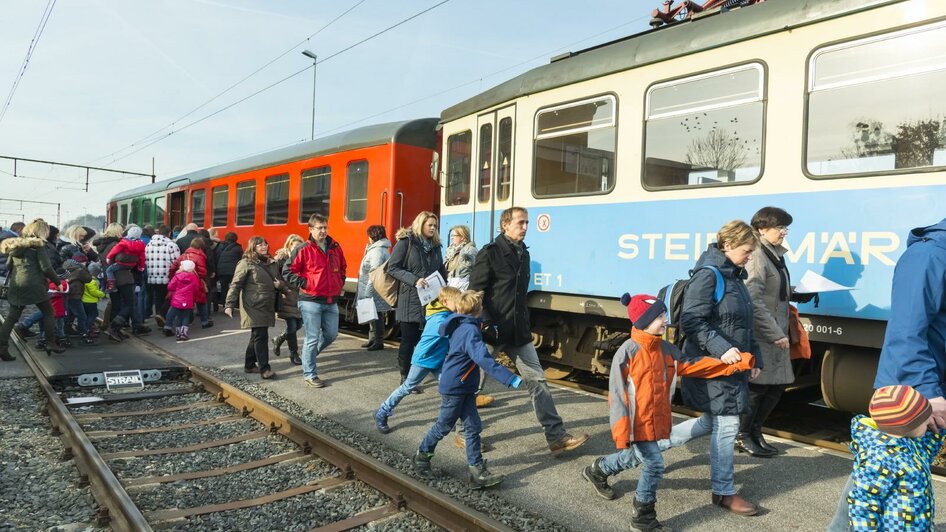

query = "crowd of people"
[1, 206, 944, 530]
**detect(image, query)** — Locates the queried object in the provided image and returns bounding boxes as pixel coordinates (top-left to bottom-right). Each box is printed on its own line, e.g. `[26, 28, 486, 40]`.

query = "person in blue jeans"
[412, 290, 522, 489]
[375, 287, 460, 434]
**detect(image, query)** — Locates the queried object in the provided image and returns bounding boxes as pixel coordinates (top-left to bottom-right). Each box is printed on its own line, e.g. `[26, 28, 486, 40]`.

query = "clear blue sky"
[0, 0, 658, 227]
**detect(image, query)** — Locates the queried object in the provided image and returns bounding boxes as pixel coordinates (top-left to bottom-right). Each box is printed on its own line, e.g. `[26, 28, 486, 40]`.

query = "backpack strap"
[700, 265, 725, 304]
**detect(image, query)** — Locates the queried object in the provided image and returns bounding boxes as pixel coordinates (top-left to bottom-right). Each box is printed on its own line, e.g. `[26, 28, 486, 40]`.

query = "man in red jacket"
[282, 213, 346, 388]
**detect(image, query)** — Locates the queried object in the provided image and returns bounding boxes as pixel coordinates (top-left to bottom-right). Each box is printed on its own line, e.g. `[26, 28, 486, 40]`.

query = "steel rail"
[148, 343, 515, 532]
[3, 318, 153, 531]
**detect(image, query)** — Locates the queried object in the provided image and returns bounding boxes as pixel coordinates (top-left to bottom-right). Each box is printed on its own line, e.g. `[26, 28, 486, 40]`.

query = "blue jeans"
[298, 301, 338, 379]
[827, 474, 853, 531]
[379, 365, 441, 417]
[599, 441, 664, 503]
[420, 393, 482, 466]
[165, 307, 190, 329]
[38, 317, 65, 340]
[20, 309, 43, 329]
[660, 413, 740, 496]
[66, 299, 88, 335]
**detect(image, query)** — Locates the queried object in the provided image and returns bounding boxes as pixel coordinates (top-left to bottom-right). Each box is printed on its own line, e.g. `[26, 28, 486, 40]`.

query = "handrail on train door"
[380, 190, 387, 225]
[396, 191, 404, 228]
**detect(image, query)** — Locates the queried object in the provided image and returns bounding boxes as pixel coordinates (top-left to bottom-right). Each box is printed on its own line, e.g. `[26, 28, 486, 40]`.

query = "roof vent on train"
[650, 0, 766, 28]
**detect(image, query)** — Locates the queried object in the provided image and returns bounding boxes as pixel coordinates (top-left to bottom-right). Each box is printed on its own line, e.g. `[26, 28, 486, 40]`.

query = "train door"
[472, 105, 515, 245]
[168, 191, 187, 228]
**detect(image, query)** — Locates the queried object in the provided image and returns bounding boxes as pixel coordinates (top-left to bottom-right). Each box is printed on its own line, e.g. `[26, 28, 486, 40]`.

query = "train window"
[142, 198, 152, 225]
[211, 185, 228, 227]
[300, 166, 331, 222]
[265, 173, 289, 225]
[806, 22, 946, 177]
[533, 95, 616, 197]
[644, 64, 764, 188]
[497, 117, 513, 201]
[109, 204, 117, 224]
[130, 201, 140, 225]
[346, 161, 368, 221]
[236, 181, 256, 226]
[445, 131, 471, 206]
[119, 204, 128, 225]
[190, 190, 206, 227]
[478, 123, 493, 203]
[155, 196, 166, 225]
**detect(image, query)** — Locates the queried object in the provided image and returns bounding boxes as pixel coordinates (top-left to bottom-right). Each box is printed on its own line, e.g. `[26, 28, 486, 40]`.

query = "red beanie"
[621, 293, 668, 330]
[869, 385, 931, 436]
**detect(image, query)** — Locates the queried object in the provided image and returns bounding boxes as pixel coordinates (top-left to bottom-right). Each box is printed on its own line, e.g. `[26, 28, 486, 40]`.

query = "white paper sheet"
[356, 297, 378, 324]
[447, 277, 469, 290]
[794, 270, 854, 294]
[417, 271, 446, 305]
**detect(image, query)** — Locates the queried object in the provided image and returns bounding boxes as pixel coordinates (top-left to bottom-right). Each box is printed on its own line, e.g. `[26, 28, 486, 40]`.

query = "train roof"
[109, 118, 439, 202]
[440, 0, 901, 122]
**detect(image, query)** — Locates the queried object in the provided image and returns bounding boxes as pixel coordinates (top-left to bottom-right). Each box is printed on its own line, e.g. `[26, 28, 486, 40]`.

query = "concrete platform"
[46, 321, 946, 530]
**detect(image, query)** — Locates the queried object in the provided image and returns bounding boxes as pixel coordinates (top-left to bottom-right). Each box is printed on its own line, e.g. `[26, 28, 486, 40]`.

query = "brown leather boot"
[711, 493, 758, 516]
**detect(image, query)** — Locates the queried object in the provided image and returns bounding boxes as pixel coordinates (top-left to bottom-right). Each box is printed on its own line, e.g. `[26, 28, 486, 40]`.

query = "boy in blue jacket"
[375, 286, 460, 433]
[413, 290, 522, 489]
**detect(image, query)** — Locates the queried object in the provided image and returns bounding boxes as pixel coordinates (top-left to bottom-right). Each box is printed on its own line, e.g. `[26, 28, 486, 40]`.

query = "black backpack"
[657, 265, 724, 345]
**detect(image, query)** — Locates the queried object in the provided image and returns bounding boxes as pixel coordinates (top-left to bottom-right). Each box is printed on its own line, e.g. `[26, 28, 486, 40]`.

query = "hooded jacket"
[82, 279, 106, 304]
[145, 234, 181, 285]
[106, 238, 146, 270]
[357, 237, 392, 312]
[609, 327, 755, 447]
[167, 270, 201, 310]
[874, 218, 946, 399]
[226, 257, 279, 329]
[847, 415, 943, 531]
[214, 241, 243, 277]
[468, 235, 531, 347]
[411, 301, 453, 370]
[169, 249, 208, 304]
[63, 261, 92, 300]
[283, 235, 346, 302]
[679, 244, 761, 415]
[438, 314, 521, 395]
[0, 236, 60, 307]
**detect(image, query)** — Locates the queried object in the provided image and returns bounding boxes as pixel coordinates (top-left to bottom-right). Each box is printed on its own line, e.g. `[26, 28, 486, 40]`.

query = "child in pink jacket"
[165, 260, 200, 341]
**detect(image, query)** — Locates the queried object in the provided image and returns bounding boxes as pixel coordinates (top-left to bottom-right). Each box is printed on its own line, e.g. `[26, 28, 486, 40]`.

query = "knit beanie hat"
[620, 293, 668, 330]
[180, 260, 196, 273]
[869, 385, 931, 436]
[87, 262, 102, 276]
[126, 226, 143, 240]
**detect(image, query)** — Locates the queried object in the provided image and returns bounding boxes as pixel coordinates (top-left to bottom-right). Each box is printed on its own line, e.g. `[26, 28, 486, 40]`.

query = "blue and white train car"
[437, 0, 946, 411]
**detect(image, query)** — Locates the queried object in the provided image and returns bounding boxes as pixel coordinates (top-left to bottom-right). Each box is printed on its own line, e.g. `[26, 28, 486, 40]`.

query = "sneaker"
[413, 450, 435, 480]
[304, 377, 325, 388]
[80, 334, 95, 346]
[162, 328, 174, 337]
[375, 409, 391, 434]
[56, 337, 72, 348]
[105, 279, 116, 292]
[201, 321, 214, 329]
[549, 433, 590, 456]
[63, 324, 80, 337]
[468, 460, 504, 489]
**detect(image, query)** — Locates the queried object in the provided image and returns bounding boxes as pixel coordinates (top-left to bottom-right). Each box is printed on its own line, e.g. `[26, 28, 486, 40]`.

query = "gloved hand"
[511, 376, 523, 389]
[791, 291, 817, 304]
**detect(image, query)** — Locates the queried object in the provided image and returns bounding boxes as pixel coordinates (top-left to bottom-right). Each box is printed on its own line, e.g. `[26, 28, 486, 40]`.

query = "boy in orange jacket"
[582, 294, 754, 531]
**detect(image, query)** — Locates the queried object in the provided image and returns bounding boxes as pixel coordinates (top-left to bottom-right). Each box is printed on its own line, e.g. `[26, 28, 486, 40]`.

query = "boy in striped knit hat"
[848, 384, 943, 530]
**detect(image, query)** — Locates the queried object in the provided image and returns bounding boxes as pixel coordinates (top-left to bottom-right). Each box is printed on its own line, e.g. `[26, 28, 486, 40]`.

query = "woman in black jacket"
[665, 220, 762, 517]
[386, 211, 444, 383]
[214, 232, 243, 311]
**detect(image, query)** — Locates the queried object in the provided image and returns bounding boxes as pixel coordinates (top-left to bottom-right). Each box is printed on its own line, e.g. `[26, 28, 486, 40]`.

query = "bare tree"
[685, 129, 747, 172]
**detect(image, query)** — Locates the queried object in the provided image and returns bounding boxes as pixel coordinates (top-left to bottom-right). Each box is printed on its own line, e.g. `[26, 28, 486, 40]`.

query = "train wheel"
[820, 344, 879, 413]
[544, 364, 574, 381]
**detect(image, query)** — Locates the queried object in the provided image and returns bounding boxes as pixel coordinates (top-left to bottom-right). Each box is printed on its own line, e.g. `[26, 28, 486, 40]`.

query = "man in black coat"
[468, 206, 589, 455]
[176, 223, 200, 253]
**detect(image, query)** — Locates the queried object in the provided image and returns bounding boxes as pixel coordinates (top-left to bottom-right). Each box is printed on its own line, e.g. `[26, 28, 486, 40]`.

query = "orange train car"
[107, 118, 441, 314]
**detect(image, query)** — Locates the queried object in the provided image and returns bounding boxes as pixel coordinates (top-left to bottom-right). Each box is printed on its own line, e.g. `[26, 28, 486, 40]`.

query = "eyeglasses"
[775, 226, 789, 233]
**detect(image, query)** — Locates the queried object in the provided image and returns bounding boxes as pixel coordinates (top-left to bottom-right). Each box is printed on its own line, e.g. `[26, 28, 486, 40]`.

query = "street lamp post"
[302, 49, 317, 141]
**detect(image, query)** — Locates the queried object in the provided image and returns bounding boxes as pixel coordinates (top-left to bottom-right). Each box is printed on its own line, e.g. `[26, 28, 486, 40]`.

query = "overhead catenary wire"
[0, 0, 57, 126]
[88, 0, 369, 166]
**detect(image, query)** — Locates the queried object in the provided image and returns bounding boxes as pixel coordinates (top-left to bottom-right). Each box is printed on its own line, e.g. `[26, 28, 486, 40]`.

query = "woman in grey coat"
[224, 236, 281, 380]
[444, 224, 477, 289]
[386, 212, 444, 382]
[0, 219, 66, 358]
[738, 207, 806, 457]
[357, 225, 391, 351]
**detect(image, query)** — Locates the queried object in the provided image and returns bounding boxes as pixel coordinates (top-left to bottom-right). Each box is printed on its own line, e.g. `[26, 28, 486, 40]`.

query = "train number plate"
[104, 370, 144, 392]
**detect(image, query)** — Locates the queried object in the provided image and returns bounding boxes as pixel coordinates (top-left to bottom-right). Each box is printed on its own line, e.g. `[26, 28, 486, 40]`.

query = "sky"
[0, 0, 659, 229]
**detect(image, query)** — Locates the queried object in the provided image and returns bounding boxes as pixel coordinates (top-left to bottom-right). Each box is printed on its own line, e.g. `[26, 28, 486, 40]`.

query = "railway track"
[7, 323, 514, 531]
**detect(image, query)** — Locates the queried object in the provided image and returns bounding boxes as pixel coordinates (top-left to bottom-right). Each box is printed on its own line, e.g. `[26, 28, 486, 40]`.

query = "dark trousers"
[1, 300, 55, 347]
[397, 321, 422, 377]
[217, 275, 233, 304]
[109, 284, 135, 327]
[739, 383, 786, 435]
[147, 283, 168, 318]
[420, 393, 483, 466]
[66, 299, 88, 335]
[282, 317, 302, 353]
[83, 302, 99, 324]
[245, 326, 270, 371]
